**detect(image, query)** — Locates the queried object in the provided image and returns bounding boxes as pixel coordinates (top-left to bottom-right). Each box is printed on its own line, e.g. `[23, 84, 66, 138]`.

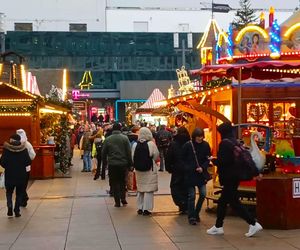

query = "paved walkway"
[0, 150, 300, 250]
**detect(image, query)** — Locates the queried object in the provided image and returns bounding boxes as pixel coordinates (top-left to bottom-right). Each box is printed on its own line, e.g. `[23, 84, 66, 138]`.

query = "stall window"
[247, 102, 269, 124]
[273, 102, 296, 138]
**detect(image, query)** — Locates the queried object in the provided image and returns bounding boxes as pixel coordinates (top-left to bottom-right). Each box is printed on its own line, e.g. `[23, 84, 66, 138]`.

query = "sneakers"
[245, 222, 263, 237]
[207, 225, 224, 235]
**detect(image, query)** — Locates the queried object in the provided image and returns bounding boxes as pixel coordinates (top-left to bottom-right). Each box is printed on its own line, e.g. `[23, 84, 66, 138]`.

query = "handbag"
[0, 172, 5, 189]
[190, 141, 212, 182]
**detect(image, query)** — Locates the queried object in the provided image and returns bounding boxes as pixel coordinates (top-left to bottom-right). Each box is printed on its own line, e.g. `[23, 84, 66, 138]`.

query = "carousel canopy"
[190, 60, 300, 80]
[136, 88, 166, 113]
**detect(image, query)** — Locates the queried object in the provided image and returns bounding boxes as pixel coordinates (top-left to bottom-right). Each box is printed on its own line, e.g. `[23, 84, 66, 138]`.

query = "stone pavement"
[0, 150, 300, 250]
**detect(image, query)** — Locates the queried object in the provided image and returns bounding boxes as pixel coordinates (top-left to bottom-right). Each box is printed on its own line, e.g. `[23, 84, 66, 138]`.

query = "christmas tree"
[232, 0, 257, 30]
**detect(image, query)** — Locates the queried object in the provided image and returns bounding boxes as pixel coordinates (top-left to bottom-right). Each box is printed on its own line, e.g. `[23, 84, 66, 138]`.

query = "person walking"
[92, 128, 105, 180]
[182, 128, 212, 225]
[80, 126, 93, 172]
[0, 134, 32, 217]
[156, 125, 172, 172]
[165, 126, 190, 214]
[102, 122, 132, 207]
[132, 127, 159, 216]
[207, 122, 263, 237]
[16, 129, 36, 207]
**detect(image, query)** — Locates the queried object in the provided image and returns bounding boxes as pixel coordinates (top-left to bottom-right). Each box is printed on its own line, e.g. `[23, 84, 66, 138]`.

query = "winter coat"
[0, 142, 31, 186]
[92, 136, 105, 158]
[102, 130, 132, 168]
[165, 133, 190, 188]
[81, 131, 92, 152]
[213, 137, 239, 186]
[182, 140, 211, 187]
[132, 140, 159, 192]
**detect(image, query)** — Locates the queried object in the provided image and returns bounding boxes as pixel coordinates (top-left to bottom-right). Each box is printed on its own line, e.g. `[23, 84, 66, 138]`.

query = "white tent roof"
[139, 88, 166, 109]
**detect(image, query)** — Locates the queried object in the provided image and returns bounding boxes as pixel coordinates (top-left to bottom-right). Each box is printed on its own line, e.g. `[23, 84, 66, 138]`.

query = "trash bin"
[256, 175, 300, 229]
[31, 145, 55, 179]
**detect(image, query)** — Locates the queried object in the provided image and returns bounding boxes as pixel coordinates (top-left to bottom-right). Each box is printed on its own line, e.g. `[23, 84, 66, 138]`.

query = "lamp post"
[173, 33, 193, 67]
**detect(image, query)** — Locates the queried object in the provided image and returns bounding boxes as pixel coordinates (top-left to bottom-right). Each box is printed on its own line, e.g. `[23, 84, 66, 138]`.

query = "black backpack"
[133, 141, 153, 172]
[226, 139, 259, 181]
[95, 140, 103, 155]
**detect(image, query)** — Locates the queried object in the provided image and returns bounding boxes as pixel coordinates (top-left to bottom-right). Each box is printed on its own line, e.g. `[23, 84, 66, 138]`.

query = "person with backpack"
[156, 125, 172, 172]
[182, 128, 212, 225]
[132, 127, 159, 216]
[207, 122, 263, 237]
[92, 128, 105, 180]
[165, 126, 190, 214]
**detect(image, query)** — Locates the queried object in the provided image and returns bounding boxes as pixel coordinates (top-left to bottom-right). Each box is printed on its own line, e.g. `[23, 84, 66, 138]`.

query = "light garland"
[0, 82, 37, 99]
[0, 113, 31, 116]
[167, 84, 231, 105]
[262, 68, 300, 74]
[0, 99, 33, 102]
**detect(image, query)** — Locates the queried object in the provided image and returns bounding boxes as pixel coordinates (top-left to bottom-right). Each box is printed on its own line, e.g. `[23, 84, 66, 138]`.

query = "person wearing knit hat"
[0, 133, 32, 217]
[207, 122, 263, 237]
[16, 129, 36, 207]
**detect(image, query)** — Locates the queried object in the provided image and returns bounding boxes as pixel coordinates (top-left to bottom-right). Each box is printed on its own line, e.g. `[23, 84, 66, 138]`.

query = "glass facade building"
[5, 31, 202, 89]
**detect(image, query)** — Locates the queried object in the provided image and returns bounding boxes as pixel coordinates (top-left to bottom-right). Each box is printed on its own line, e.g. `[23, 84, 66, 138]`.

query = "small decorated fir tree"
[232, 0, 258, 30]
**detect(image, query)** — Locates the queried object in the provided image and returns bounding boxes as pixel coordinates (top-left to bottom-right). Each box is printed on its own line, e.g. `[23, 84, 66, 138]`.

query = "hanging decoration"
[205, 77, 232, 89]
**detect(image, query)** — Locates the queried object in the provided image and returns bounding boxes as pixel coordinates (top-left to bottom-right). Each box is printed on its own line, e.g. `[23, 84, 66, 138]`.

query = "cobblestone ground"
[0, 150, 299, 250]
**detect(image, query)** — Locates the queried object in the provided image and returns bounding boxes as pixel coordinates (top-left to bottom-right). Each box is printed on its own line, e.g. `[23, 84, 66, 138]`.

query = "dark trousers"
[21, 172, 30, 205]
[170, 173, 188, 211]
[95, 154, 105, 179]
[216, 182, 256, 227]
[6, 184, 25, 213]
[108, 165, 127, 205]
[159, 147, 168, 171]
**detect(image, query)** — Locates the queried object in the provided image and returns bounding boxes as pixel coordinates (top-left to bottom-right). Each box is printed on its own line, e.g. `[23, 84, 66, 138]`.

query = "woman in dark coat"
[165, 127, 190, 214]
[182, 128, 211, 225]
[0, 134, 31, 217]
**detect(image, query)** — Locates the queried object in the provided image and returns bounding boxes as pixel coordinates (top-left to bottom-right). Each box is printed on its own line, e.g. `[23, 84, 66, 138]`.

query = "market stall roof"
[0, 82, 38, 99]
[137, 88, 166, 113]
[190, 60, 300, 80]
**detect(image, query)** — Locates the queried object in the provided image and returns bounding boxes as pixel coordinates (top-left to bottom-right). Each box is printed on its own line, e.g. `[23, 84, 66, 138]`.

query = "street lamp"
[173, 32, 193, 67]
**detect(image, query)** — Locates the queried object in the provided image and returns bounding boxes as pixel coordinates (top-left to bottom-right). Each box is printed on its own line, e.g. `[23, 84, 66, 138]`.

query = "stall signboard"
[293, 178, 300, 198]
[72, 101, 86, 111]
[234, 26, 270, 57]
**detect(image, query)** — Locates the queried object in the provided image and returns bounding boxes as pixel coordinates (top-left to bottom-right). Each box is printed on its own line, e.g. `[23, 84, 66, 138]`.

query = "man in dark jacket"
[182, 128, 211, 225]
[156, 125, 172, 172]
[165, 127, 190, 214]
[102, 122, 132, 207]
[0, 134, 31, 217]
[207, 122, 263, 237]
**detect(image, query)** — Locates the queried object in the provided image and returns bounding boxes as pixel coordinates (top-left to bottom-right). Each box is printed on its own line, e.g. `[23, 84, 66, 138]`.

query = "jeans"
[83, 151, 92, 171]
[159, 147, 168, 171]
[187, 184, 206, 220]
[215, 182, 256, 227]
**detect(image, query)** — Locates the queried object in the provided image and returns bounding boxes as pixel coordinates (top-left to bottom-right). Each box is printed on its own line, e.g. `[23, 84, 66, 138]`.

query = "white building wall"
[0, 0, 296, 32]
[1, 0, 106, 32]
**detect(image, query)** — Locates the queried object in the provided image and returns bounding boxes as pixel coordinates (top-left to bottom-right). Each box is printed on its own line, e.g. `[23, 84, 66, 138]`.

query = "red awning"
[190, 60, 300, 80]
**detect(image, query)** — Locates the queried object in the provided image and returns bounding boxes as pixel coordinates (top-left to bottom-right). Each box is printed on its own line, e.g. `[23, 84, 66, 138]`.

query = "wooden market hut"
[0, 82, 70, 178]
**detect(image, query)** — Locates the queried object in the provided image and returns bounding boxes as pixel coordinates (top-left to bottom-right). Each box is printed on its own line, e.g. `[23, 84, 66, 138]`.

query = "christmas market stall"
[184, 8, 300, 229]
[135, 88, 168, 126]
[0, 82, 71, 179]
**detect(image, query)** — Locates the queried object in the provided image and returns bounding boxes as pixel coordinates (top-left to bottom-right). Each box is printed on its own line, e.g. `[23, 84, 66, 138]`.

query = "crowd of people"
[0, 120, 263, 237]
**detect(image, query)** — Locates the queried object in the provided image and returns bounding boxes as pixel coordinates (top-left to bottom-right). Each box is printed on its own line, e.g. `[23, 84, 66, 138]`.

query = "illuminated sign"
[72, 90, 90, 100]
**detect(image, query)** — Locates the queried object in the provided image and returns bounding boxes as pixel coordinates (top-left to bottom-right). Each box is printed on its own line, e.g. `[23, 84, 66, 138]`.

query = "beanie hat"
[112, 122, 122, 131]
[10, 134, 21, 142]
[217, 122, 234, 138]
